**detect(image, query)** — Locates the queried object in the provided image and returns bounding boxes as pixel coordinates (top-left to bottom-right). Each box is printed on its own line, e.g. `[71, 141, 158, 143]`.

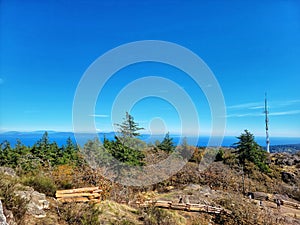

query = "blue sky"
[1, 0, 300, 137]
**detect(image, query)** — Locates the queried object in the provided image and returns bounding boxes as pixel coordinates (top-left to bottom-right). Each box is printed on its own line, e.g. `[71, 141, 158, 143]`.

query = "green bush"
[22, 174, 57, 197]
[215, 149, 224, 161]
[143, 206, 184, 225]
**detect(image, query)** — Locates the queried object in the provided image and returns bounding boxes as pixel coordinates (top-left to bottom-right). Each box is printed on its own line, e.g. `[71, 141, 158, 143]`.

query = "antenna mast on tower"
[265, 93, 270, 153]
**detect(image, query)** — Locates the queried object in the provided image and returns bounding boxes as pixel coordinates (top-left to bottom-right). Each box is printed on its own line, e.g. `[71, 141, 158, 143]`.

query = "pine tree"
[32, 132, 51, 161]
[61, 137, 79, 164]
[116, 112, 144, 140]
[0, 140, 12, 166]
[115, 112, 146, 150]
[103, 112, 145, 166]
[235, 130, 269, 173]
[105, 137, 144, 166]
[157, 132, 175, 152]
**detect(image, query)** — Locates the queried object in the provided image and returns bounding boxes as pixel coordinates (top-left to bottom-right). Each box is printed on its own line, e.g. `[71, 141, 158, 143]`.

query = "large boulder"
[15, 190, 49, 218]
[0, 200, 8, 225]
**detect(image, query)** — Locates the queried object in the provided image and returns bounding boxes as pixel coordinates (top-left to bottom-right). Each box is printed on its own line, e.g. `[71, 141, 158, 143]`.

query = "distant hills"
[269, 144, 300, 154]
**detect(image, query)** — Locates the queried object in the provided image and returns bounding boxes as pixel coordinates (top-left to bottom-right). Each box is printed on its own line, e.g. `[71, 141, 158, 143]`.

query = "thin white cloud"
[276, 99, 300, 107]
[88, 114, 109, 118]
[228, 99, 300, 111]
[0, 78, 4, 85]
[270, 110, 300, 116]
[226, 110, 300, 118]
[249, 106, 265, 110]
[227, 102, 262, 110]
[226, 113, 262, 118]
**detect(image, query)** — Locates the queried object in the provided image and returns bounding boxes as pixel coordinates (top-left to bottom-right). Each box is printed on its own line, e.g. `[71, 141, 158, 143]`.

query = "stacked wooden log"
[139, 200, 230, 214]
[56, 187, 102, 203]
[281, 199, 300, 209]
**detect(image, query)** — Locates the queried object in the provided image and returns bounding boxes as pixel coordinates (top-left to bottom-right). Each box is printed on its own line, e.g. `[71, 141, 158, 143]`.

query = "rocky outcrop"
[0, 167, 16, 177]
[15, 188, 49, 218]
[0, 200, 8, 225]
[272, 153, 300, 166]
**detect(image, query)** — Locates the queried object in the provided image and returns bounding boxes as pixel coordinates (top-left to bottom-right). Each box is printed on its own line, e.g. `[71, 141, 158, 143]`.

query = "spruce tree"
[104, 112, 145, 166]
[115, 112, 144, 146]
[157, 132, 175, 152]
[235, 130, 269, 173]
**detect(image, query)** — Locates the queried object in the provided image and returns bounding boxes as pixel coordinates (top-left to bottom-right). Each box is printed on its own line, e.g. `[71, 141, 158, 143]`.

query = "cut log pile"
[55, 187, 300, 214]
[55, 187, 230, 214]
[138, 200, 230, 214]
[281, 199, 300, 209]
[56, 187, 102, 203]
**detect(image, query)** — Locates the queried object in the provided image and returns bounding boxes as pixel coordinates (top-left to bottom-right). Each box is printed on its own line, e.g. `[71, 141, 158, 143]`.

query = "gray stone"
[0, 200, 8, 225]
[0, 167, 16, 177]
[15, 190, 49, 218]
[3, 210, 17, 225]
[184, 184, 201, 191]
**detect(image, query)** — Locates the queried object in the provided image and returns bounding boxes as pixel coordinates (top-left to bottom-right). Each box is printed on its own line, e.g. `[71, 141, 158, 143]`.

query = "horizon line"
[0, 130, 299, 138]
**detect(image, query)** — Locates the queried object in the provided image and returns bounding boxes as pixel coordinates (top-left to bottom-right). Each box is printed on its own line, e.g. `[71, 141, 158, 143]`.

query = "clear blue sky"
[1, 0, 300, 137]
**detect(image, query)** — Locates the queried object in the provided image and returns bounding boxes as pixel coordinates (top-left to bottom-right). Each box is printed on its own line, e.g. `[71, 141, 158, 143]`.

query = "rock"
[0, 167, 16, 177]
[273, 153, 300, 166]
[281, 171, 296, 184]
[0, 200, 8, 225]
[249, 192, 270, 201]
[184, 184, 201, 191]
[15, 190, 49, 218]
[2, 209, 17, 225]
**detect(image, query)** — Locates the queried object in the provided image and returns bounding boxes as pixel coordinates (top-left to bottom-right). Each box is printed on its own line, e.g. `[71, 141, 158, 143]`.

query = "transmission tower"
[264, 93, 270, 153]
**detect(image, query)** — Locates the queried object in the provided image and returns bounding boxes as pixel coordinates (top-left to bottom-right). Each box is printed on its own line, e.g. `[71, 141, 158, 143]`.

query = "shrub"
[215, 149, 224, 161]
[143, 206, 185, 225]
[22, 174, 57, 197]
[0, 173, 28, 224]
[59, 202, 101, 225]
[51, 164, 75, 189]
[215, 194, 277, 224]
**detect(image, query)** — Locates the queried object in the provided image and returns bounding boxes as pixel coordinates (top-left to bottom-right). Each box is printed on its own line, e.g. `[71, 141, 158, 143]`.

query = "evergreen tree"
[31, 132, 61, 166]
[60, 137, 79, 164]
[31, 132, 51, 161]
[157, 132, 175, 152]
[15, 139, 29, 156]
[0, 140, 12, 166]
[104, 136, 144, 166]
[103, 112, 145, 166]
[82, 137, 112, 168]
[115, 112, 144, 148]
[235, 130, 269, 173]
